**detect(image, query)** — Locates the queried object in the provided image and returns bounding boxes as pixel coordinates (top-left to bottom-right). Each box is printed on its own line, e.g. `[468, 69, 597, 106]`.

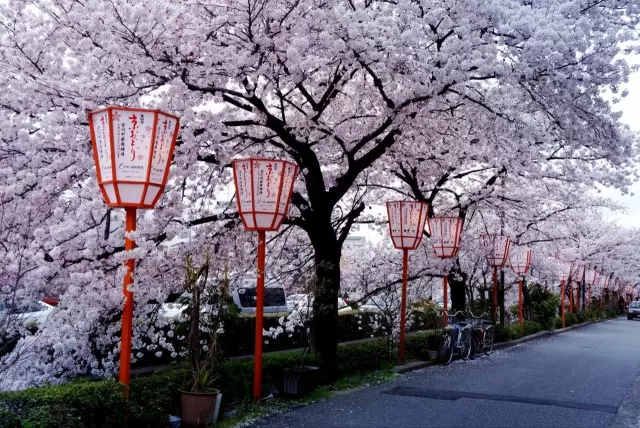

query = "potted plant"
[180, 253, 227, 427]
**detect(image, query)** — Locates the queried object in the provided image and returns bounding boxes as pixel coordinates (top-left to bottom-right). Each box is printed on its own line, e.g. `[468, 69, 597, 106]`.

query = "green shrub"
[404, 332, 440, 361]
[565, 312, 579, 326]
[0, 339, 395, 426]
[0, 380, 125, 428]
[529, 284, 560, 330]
[494, 321, 543, 343]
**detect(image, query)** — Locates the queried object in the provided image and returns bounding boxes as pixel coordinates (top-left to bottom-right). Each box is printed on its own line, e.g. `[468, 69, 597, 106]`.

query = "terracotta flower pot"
[180, 390, 222, 427]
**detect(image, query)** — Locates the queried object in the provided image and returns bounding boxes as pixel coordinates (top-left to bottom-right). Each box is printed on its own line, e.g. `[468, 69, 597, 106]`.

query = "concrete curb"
[392, 319, 609, 375]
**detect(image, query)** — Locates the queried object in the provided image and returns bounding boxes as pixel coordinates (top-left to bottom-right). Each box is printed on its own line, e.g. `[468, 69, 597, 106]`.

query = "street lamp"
[571, 264, 584, 313]
[427, 217, 463, 327]
[231, 157, 298, 401]
[557, 261, 573, 328]
[386, 201, 429, 364]
[88, 106, 180, 387]
[509, 247, 531, 326]
[481, 234, 511, 324]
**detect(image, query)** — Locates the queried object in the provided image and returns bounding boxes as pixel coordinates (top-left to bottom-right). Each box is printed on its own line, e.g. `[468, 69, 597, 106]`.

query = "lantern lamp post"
[481, 234, 511, 324]
[385, 201, 429, 364]
[231, 158, 298, 401]
[88, 106, 180, 387]
[509, 247, 531, 326]
[570, 264, 584, 313]
[557, 261, 573, 328]
[584, 268, 600, 308]
[427, 217, 464, 327]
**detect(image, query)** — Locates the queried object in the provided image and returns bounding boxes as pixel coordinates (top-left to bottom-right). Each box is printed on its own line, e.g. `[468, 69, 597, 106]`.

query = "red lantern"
[556, 261, 573, 328]
[386, 201, 429, 364]
[428, 217, 463, 259]
[481, 234, 511, 268]
[232, 158, 298, 231]
[481, 234, 511, 323]
[89, 106, 179, 209]
[509, 247, 531, 326]
[232, 157, 297, 401]
[386, 201, 429, 250]
[88, 106, 180, 389]
[427, 216, 463, 326]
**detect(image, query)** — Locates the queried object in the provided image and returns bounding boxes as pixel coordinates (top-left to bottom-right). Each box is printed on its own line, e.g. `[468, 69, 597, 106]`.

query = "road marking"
[383, 386, 618, 414]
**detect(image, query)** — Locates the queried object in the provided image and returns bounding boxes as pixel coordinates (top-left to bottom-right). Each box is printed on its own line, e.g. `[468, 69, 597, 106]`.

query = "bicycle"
[438, 311, 472, 365]
[468, 311, 494, 358]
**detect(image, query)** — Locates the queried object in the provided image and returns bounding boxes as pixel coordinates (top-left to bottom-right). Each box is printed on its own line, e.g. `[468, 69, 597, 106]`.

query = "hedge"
[0, 339, 394, 427]
[494, 321, 543, 343]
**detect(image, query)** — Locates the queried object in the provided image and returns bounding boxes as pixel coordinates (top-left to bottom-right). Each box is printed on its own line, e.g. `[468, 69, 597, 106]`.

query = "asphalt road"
[252, 318, 640, 428]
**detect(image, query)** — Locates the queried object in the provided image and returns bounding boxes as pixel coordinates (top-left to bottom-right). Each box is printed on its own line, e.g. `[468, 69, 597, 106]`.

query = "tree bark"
[448, 265, 467, 312]
[308, 218, 341, 370]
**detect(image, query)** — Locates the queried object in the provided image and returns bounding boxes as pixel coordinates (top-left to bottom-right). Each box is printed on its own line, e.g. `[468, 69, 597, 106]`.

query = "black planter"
[283, 366, 320, 396]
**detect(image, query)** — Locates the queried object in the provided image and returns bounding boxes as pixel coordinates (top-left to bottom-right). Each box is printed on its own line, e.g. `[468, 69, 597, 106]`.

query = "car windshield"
[630, 302, 640, 308]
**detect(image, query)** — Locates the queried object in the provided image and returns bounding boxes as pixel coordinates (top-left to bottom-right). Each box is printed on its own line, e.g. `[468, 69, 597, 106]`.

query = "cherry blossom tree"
[0, 0, 639, 379]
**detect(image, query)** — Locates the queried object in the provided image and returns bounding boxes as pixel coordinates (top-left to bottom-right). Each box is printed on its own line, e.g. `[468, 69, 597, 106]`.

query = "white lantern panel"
[392, 237, 403, 248]
[273, 214, 284, 229]
[402, 237, 418, 248]
[253, 160, 281, 213]
[117, 183, 145, 204]
[90, 110, 113, 182]
[112, 108, 154, 182]
[558, 261, 573, 281]
[234, 160, 253, 213]
[150, 113, 178, 184]
[255, 213, 277, 229]
[103, 184, 117, 204]
[277, 163, 297, 214]
[143, 185, 161, 206]
[241, 214, 255, 229]
[387, 202, 401, 236]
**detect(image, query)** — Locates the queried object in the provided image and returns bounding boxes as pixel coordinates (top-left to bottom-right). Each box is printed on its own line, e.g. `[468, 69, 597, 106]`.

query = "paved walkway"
[252, 318, 640, 428]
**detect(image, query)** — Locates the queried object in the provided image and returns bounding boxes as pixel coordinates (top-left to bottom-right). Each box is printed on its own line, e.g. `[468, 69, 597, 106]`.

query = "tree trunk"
[308, 221, 341, 371]
[448, 266, 467, 313]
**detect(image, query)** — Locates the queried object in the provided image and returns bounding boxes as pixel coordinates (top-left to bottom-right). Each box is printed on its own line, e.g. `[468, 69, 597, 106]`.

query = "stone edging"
[393, 319, 604, 374]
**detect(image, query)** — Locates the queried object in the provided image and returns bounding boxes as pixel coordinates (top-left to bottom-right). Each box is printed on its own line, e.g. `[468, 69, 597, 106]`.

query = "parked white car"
[0, 301, 54, 330]
[231, 278, 288, 315]
[360, 296, 398, 313]
[290, 294, 353, 314]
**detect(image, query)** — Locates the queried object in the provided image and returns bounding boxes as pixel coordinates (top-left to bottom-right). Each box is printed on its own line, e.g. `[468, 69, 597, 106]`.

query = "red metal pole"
[398, 249, 409, 364]
[443, 272, 448, 327]
[119, 208, 136, 389]
[519, 277, 524, 326]
[492, 266, 498, 324]
[561, 280, 566, 328]
[569, 282, 574, 313]
[253, 230, 266, 401]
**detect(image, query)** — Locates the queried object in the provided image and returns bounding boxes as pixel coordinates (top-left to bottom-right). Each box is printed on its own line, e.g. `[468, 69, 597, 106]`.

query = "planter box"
[180, 391, 222, 427]
[283, 366, 320, 396]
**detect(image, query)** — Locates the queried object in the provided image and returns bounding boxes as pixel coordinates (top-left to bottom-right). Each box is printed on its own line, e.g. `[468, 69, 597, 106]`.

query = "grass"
[215, 370, 399, 428]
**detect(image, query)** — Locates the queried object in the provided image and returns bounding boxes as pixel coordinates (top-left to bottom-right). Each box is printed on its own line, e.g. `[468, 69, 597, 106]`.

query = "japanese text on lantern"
[150, 114, 175, 183]
[387, 202, 401, 236]
[277, 163, 297, 213]
[234, 160, 252, 212]
[90, 110, 112, 182]
[253, 161, 278, 212]
[113, 109, 151, 182]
